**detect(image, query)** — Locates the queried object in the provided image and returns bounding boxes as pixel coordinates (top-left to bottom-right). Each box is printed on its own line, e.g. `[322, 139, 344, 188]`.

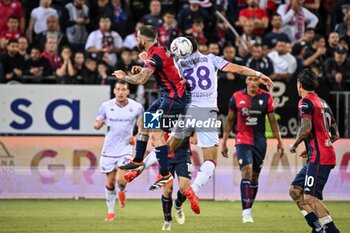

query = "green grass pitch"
[0, 200, 349, 233]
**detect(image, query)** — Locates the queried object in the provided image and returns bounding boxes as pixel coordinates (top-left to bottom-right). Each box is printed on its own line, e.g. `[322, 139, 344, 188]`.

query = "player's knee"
[303, 194, 316, 204]
[163, 184, 173, 198]
[289, 186, 301, 201]
[241, 166, 253, 180]
[106, 183, 115, 190]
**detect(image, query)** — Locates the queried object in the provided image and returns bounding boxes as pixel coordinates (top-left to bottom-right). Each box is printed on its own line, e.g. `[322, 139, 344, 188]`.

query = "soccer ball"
[170, 37, 193, 59]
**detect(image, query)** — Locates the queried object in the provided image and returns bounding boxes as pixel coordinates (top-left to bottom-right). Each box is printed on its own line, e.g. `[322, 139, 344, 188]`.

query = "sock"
[174, 190, 186, 208]
[241, 179, 252, 210]
[304, 212, 323, 232]
[320, 216, 340, 233]
[143, 150, 158, 168]
[161, 195, 172, 222]
[155, 145, 169, 176]
[105, 187, 116, 214]
[117, 184, 126, 193]
[250, 183, 258, 208]
[133, 140, 147, 162]
[191, 160, 216, 193]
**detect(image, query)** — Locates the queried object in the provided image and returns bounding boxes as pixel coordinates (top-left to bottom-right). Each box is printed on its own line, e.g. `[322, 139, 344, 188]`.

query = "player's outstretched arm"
[290, 117, 312, 153]
[112, 67, 155, 85]
[268, 112, 284, 155]
[221, 110, 236, 158]
[221, 63, 274, 88]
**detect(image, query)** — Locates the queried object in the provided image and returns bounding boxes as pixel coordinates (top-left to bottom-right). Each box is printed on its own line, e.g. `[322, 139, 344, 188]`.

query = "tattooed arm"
[290, 117, 312, 153]
[113, 68, 155, 85]
[330, 123, 340, 143]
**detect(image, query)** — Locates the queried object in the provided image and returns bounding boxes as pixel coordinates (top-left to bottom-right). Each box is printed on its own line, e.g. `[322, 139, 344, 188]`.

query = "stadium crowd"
[0, 0, 349, 135]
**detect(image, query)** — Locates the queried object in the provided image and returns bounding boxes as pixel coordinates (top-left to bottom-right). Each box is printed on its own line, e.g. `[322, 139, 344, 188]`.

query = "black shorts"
[291, 162, 334, 200]
[146, 95, 187, 132]
[236, 144, 267, 173]
[169, 161, 192, 180]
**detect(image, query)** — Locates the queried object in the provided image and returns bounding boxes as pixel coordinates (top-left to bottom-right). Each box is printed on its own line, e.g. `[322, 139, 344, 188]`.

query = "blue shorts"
[236, 144, 267, 173]
[291, 162, 334, 200]
[147, 95, 187, 132]
[169, 148, 192, 180]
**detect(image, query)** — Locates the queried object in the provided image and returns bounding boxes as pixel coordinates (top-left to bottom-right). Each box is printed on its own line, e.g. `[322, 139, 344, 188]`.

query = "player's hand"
[139, 51, 148, 63]
[131, 66, 143, 74]
[112, 70, 126, 80]
[259, 74, 275, 89]
[221, 144, 229, 158]
[129, 136, 136, 145]
[289, 143, 297, 154]
[298, 150, 307, 158]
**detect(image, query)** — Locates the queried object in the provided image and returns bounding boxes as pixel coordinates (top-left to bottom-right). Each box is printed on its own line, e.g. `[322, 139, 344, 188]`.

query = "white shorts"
[99, 154, 132, 174]
[171, 107, 219, 148]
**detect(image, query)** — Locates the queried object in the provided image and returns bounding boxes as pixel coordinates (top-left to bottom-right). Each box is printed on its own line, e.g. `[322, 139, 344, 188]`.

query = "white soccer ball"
[170, 37, 193, 59]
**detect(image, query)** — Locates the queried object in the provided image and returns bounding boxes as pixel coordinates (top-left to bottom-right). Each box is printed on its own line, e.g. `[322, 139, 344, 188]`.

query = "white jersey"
[96, 98, 143, 157]
[176, 51, 228, 108]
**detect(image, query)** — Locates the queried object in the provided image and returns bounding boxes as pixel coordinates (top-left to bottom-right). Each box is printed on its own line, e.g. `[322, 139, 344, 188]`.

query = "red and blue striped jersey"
[144, 44, 186, 98]
[229, 88, 275, 146]
[298, 93, 336, 165]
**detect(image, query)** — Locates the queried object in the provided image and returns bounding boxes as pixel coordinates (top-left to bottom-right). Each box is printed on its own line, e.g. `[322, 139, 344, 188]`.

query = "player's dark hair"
[297, 69, 319, 91]
[139, 25, 158, 41]
[116, 79, 129, 88]
[185, 35, 198, 52]
[8, 15, 19, 21]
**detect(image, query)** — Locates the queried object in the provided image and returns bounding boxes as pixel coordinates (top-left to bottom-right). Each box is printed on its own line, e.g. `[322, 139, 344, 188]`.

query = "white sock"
[143, 150, 158, 168]
[191, 160, 216, 193]
[105, 187, 116, 214]
[242, 208, 252, 216]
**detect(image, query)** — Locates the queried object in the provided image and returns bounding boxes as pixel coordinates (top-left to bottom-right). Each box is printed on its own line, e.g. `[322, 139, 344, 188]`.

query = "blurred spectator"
[303, 34, 326, 68]
[339, 37, 349, 50]
[81, 56, 98, 84]
[310, 62, 331, 104]
[158, 10, 181, 48]
[332, 0, 350, 29]
[97, 61, 113, 85]
[237, 20, 261, 57]
[73, 51, 85, 83]
[263, 14, 290, 50]
[141, 0, 163, 28]
[0, 15, 23, 46]
[291, 41, 308, 75]
[214, 6, 235, 47]
[304, 0, 321, 14]
[0, 39, 24, 83]
[177, 0, 209, 33]
[324, 46, 350, 91]
[277, 0, 318, 42]
[61, 0, 89, 52]
[42, 37, 61, 72]
[185, 17, 207, 44]
[238, 0, 269, 36]
[88, 0, 114, 32]
[335, 12, 350, 49]
[300, 27, 315, 48]
[123, 22, 143, 50]
[0, 0, 25, 34]
[115, 49, 135, 73]
[56, 46, 77, 84]
[197, 42, 208, 54]
[208, 42, 221, 56]
[18, 36, 30, 60]
[326, 32, 340, 58]
[28, 0, 58, 43]
[110, 0, 133, 37]
[85, 15, 123, 66]
[245, 44, 274, 77]
[24, 46, 53, 78]
[131, 47, 143, 65]
[268, 39, 297, 80]
[34, 15, 69, 52]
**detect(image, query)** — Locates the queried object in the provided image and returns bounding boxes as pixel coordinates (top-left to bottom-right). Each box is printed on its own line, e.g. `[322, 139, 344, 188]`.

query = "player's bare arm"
[94, 119, 105, 130]
[113, 67, 154, 85]
[221, 110, 236, 158]
[267, 112, 284, 155]
[221, 63, 274, 88]
[290, 117, 312, 153]
[329, 123, 340, 143]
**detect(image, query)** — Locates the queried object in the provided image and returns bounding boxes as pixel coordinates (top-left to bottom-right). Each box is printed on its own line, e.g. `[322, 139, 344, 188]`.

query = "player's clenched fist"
[131, 66, 142, 74]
